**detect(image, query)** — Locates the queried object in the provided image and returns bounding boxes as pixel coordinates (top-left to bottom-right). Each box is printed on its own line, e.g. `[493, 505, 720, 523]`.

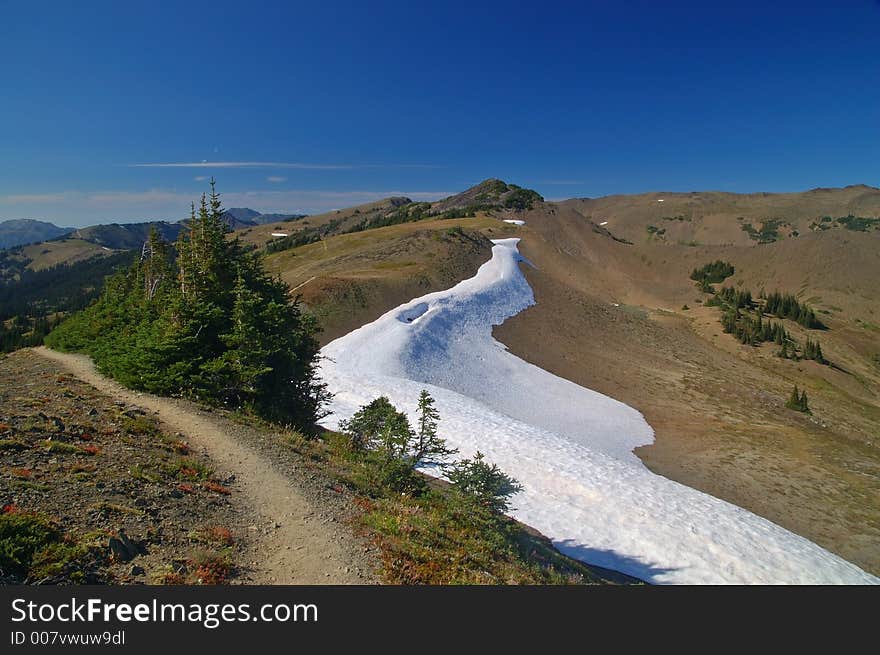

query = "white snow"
[271, 232, 289, 237]
[598, 221, 608, 226]
[318, 239, 877, 584]
[503, 219, 525, 226]
[657, 198, 665, 202]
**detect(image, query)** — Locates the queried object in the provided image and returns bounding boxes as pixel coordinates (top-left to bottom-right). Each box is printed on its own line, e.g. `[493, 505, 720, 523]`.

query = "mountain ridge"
[0, 218, 74, 249]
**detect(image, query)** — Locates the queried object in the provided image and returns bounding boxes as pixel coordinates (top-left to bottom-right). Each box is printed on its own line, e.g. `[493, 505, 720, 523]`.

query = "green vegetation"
[434, 206, 485, 219]
[447, 452, 523, 514]
[308, 391, 604, 584]
[0, 509, 59, 576]
[690, 260, 734, 292]
[660, 214, 691, 222]
[741, 218, 787, 243]
[713, 286, 753, 309]
[266, 203, 447, 255]
[0, 507, 103, 583]
[720, 307, 790, 348]
[762, 290, 826, 329]
[701, 281, 830, 364]
[264, 217, 346, 253]
[646, 225, 666, 237]
[339, 391, 456, 493]
[435, 180, 542, 218]
[0, 251, 132, 352]
[785, 385, 810, 413]
[502, 186, 543, 211]
[46, 182, 328, 427]
[802, 338, 826, 364]
[347, 202, 434, 232]
[262, 180, 542, 256]
[834, 214, 880, 232]
[691, 260, 735, 285]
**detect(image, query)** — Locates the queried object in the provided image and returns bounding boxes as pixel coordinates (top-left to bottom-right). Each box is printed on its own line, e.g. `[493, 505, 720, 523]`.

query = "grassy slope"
[236, 198, 416, 251]
[261, 215, 521, 343]
[19, 239, 118, 272]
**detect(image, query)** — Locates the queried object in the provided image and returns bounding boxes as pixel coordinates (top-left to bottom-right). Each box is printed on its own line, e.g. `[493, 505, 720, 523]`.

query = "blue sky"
[1, 0, 878, 226]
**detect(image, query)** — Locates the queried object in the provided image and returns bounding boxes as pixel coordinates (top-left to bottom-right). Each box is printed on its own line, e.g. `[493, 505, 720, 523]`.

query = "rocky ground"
[0, 349, 377, 584]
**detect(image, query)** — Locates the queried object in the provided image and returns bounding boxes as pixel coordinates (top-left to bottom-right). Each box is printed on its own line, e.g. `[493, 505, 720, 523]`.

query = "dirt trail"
[34, 346, 372, 584]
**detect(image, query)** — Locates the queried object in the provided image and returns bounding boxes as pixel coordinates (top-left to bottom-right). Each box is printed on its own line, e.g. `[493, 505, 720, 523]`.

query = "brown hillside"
[261, 216, 517, 343]
[493, 200, 880, 574]
[561, 184, 880, 246]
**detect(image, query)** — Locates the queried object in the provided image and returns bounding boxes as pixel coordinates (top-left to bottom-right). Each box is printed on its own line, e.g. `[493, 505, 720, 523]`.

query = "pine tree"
[786, 385, 801, 410]
[413, 390, 456, 467]
[800, 389, 810, 413]
[141, 226, 171, 301]
[785, 384, 810, 412]
[448, 452, 523, 514]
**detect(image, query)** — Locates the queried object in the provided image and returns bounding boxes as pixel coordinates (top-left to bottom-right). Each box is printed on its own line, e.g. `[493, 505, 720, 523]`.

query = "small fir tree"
[448, 451, 523, 514]
[413, 390, 456, 467]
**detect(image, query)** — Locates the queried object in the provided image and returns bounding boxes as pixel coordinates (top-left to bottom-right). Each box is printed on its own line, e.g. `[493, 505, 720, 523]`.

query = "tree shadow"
[555, 539, 679, 584]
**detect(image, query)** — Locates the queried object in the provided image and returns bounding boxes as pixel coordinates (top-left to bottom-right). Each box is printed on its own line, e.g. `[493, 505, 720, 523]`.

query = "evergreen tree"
[787, 385, 801, 409]
[447, 452, 523, 514]
[413, 390, 456, 467]
[785, 385, 810, 412]
[46, 182, 328, 427]
[340, 397, 411, 454]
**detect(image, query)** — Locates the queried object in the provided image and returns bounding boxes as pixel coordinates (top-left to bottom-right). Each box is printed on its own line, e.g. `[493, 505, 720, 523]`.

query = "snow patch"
[318, 239, 877, 584]
[503, 219, 525, 226]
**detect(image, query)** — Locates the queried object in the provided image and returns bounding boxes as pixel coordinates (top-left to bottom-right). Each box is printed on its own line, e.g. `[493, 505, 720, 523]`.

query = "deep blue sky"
[1, 0, 878, 225]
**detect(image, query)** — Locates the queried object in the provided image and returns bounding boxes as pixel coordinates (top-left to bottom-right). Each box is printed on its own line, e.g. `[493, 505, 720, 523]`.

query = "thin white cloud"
[194, 175, 209, 181]
[0, 188, 454, 226]
[0, 190, 184, 205]
[266, 176, 286, 183]
[129, 161, 441, 170]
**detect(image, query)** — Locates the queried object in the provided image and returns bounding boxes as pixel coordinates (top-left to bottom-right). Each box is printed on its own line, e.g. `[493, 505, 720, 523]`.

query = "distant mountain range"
[219, 208, 306, 230]
[0, 219, 74, 249]
[0, 209, 307, 252]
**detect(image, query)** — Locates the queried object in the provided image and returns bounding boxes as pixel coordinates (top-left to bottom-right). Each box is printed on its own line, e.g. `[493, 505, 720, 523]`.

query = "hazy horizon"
[4, 180, 880, 229]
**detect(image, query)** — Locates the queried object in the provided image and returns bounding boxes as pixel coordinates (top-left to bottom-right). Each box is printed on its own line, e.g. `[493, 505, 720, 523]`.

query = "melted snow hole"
[397, 302, 430, 324]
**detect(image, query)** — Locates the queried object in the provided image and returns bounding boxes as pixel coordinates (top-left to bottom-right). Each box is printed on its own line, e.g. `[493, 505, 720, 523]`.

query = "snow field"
[318, 239, 877, 584]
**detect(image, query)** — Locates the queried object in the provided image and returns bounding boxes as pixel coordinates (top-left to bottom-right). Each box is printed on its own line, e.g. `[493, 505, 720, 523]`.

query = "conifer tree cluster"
[690, 260, 735, 287]
[761, 290, 825, 329]
[713, 286, 754, 309]
[340, 391, 521, 513]
[785, 385, 810, 413]
[702, 282, 831, 365]
[720, 308, 790, 347]
[339, 390, 457, 491]
[46, 182, 328, 426]
[802, 338, 826, 364]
